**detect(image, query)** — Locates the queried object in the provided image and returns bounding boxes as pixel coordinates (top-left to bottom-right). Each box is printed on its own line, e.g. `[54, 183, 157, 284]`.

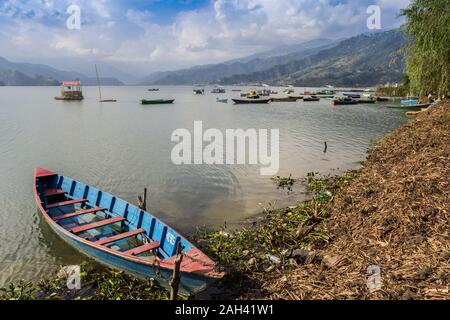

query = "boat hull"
[232, 98, 271, 104]
[33, 168, 223, 296]
[141, 99, 175, 105]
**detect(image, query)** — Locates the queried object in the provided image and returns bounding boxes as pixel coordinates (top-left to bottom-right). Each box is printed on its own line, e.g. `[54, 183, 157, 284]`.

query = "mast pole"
[95, 64, 102, 101]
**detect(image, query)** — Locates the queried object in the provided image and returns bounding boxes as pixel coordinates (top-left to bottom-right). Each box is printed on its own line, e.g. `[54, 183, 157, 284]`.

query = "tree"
[402, 0, 450, 97]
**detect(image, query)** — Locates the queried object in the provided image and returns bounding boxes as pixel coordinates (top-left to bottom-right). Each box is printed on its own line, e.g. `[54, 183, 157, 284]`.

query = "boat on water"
[141, 99, 175, 105]
[211, 86, 226, 94]
[231, 89, 242, 92]
[193, 88, 205, 95]
[232, 98, 271, 104]
[385, 103, 431, 111]
[216, 98, 228, 103]
[148, 88, 160, 91]
[401, 99, 419, 106]
[283, 86, 294, 94]
[95, 64, 116, 102]
[332, 97, 358, 105]
[303, 95, 320, 102]
[54, 81, 84, 101]
[33, 168, 224, 296]
[270, 96, 299, 102]
[375, 96, 390, 102]
[343, 93, 361, 99]
[356, 98, 376, 104]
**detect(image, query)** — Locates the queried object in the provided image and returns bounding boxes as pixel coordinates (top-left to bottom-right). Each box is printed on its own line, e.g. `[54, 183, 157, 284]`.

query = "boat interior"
[35, 170, 192, 261]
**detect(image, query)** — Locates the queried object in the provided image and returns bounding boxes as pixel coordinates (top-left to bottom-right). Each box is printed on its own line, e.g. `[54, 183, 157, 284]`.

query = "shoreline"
[1, 101, 448, 300]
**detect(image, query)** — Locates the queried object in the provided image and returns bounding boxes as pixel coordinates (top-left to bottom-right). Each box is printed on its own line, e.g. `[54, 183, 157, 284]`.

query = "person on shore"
[428, 93, 434, 104]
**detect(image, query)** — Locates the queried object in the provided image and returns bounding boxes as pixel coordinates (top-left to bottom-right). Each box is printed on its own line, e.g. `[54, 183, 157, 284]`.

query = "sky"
[0, 0, 411, 77]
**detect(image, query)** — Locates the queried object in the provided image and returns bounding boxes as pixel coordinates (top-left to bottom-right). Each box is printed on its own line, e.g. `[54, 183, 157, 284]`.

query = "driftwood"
[170, 242, 184, 300]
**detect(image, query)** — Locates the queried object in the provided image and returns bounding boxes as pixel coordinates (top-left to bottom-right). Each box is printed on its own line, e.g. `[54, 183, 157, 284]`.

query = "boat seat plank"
[44, 189, 66, 197]
[69, 216, 125, 234]
[54, 207, 106, 222]
[47, 198, 87, 209]
[123, 241, 160, 256]
[95, 228, 146, 245]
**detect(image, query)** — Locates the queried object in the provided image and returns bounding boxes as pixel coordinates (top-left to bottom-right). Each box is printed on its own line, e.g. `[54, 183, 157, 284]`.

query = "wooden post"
[137, 187, 147, 211]
[170, 242, 184, 300]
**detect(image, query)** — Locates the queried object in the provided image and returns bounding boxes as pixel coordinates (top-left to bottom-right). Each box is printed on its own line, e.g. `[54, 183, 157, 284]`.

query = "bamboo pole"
[137, 188, 147, 211]
[170, 242, 184, 300]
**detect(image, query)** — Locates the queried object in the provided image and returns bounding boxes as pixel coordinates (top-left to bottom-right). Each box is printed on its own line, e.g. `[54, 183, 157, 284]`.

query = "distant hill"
[0, 57, 124, 86]
[220, 30, 408, 87]
[141, 29, 407, 87]
[140, 39, 337, 85]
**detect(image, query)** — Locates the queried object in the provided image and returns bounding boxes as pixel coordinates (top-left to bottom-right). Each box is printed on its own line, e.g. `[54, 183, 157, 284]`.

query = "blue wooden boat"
[33, 168, 224, 296]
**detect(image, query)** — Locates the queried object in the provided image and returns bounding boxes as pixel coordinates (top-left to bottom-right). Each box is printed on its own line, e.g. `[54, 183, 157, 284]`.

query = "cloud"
[0, 0, 411, 76]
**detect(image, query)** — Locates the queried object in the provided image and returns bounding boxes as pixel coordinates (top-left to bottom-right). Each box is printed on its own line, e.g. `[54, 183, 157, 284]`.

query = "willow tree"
[402, 0, 450, 97]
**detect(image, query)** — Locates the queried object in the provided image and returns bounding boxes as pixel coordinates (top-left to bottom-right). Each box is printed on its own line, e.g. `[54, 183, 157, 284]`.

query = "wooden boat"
[33, 168, 224, 296]
[54, 81, 84, 101]
[232, 98, 271, 104]
[356, 99, 376, 104]
[288, 95, 304, 100]
[216, 98, 228, 103]
[211, 86, 226, 94]
[270, 96, 299, 102]
[303, 96, 320, 102]
[333, 98, 358, 105]
[343, 93, 361, 99]
[141, 99, 175, 105]
[385, 103, 430, 111]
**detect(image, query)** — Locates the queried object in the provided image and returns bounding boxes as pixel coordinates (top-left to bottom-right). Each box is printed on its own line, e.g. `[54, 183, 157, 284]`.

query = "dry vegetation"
[257, 102, 449, 300]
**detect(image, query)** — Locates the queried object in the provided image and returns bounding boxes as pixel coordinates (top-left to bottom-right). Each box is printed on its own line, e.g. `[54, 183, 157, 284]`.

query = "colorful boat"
[141, 99, 175, 105]
[401, 99, 419, 106]
[332, 97, 358, 105]
[54, 81, 84, 101]
[343, 93, 361, 99]
[232, 98, 271, 104]
[33, 168, 224, 296]
[270, 96, 299, 102]
[216, 98, 228, 103]
[385, 103, 430, 111]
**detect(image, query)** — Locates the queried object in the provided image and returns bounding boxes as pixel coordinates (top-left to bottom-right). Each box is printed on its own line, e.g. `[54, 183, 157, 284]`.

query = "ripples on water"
[0, 86, 406, 285]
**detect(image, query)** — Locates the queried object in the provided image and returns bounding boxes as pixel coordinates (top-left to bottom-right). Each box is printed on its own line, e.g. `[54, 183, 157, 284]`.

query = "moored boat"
[232, 98, 271, 104]
[270, 96, 299, 102]
[141, 99, 175, 105]
[343, 93, 361, 99]
[356, 98, 376, 104]
[211, 86, 226, 94]
[148, 88, 160, 91]
[216, 98, 228, 103]
[303, 95, 320, 102]
[385, 103, 430, 110]
[33, 168, 224, 296]
[332, 97, 358, 105]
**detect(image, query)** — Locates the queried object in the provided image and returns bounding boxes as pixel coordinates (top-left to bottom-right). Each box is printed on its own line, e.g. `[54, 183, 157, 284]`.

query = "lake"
[0, 85, 405, 285]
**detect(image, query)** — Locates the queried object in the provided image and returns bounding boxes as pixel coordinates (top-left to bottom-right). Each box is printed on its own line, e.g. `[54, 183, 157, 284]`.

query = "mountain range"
[142, 29, 408, 87]
[0, 57, 123, 86]
[0, 29, 407, 87]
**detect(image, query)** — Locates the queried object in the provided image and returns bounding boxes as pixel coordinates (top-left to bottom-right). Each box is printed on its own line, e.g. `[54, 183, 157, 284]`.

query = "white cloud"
[0, 0, 411, 76]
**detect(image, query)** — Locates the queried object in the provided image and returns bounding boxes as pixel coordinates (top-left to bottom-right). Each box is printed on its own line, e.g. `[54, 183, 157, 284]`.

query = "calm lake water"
[0, 85, 406, 285]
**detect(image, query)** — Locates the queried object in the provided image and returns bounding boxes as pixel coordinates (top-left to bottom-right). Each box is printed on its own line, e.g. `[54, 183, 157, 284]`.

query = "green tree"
[402, 0, 450, 97]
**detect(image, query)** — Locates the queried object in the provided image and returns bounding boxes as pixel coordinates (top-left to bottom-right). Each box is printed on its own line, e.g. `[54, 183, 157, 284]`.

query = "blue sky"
[0, 0, 411, 77]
